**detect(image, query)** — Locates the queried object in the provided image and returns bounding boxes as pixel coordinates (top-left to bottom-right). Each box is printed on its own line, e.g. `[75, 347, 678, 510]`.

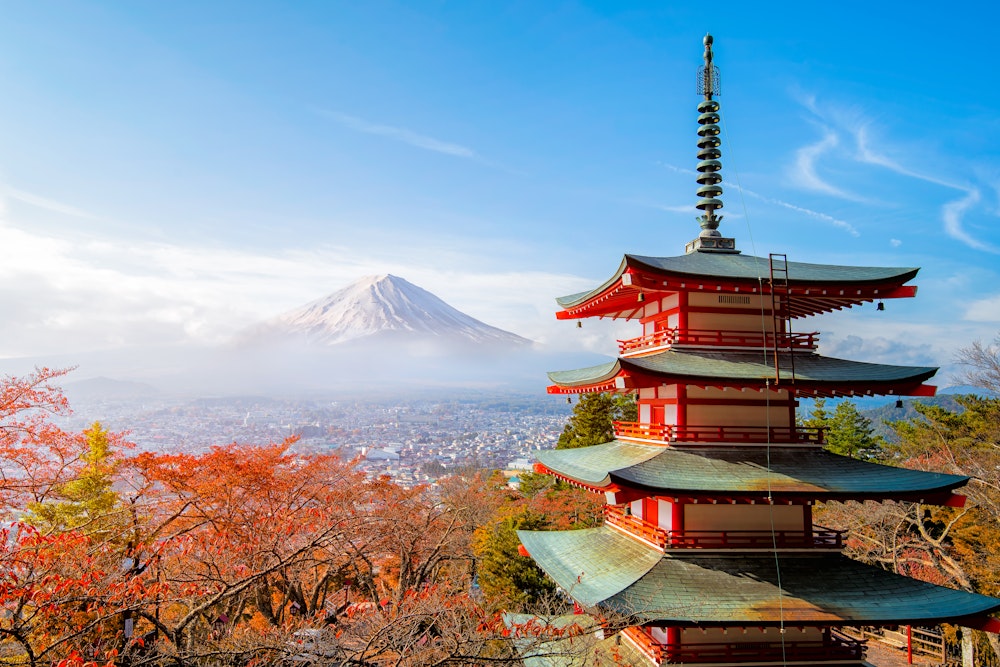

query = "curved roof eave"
[547, 360, 622, 388]
[520, 527, 1000, 626]
[533, 444, 967, 499]
[535, 440, 664, 487]
[610, 551, 1000, 625]
[608, 447, 968, 497]
[554, 253, 920, 313]
[626, 253, 920, 286]
[546, 350, 937, 391]
[555, 257, 630, 309]
[621, 350, 937, 386]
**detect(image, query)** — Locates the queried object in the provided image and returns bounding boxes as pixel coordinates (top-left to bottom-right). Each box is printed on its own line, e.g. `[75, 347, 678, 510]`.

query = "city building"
[518, 35, 1000, 666]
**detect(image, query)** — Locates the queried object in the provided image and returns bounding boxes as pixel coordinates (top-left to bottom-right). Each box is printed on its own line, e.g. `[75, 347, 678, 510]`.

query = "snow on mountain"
[241, 274, 532, 347]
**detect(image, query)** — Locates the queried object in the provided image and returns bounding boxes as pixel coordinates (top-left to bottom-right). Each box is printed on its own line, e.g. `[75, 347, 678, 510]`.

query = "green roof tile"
[556, 253, 918, 309]
[623, 350, 936, 384]
[536, 441, 663, 487]
[517, 527, 661, 608]
[537, 444, 968, 498]
[547, 349, 937, 388]
[521, 527, 1000, 625]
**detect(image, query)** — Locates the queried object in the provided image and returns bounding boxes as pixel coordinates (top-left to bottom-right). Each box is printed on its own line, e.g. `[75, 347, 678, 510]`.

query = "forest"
[1, 334, 999, 666]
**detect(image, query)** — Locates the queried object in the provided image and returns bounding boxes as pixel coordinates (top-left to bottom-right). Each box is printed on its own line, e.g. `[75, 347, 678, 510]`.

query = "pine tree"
[556, 392, 637, 449]
[24, 421, 121, 537]
[802, 399, 886, 459]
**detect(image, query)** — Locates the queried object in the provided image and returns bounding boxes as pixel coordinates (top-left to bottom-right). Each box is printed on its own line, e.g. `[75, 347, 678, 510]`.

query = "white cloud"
[741, 188, 859, 236]
[2, 187, 98, 220]
[0, 212, 608, 359]
[942, 189, 999, 254]
[315, 109, 476, 158]
[964, 293, 1000, 323]
[890, 238, 902, 247]
[795, 97, 1000, 254]
[791, 129, 863, 201]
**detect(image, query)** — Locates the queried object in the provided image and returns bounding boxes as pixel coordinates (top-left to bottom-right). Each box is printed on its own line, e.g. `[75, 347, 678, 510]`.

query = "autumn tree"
[956, 334, 1000, 394]
[0, 369, 609, 666]
[817, 391, 1000, 663]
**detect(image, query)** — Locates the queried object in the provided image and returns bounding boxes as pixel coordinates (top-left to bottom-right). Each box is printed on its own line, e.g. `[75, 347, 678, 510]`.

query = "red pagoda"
[518, 35, 1000, 666]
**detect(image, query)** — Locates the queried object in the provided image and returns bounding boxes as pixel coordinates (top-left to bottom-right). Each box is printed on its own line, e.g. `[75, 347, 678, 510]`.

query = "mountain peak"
[241, 275, 531, 347]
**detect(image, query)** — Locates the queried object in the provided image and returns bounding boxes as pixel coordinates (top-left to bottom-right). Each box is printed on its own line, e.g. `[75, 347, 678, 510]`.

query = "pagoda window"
[628, 499, 643, 518]
[679, 626, 823, 645]
[684, 504, 805, 533]
[657, 498, 675, 531]
[684, 387, 792, 430]
[686, 293, 775, 333]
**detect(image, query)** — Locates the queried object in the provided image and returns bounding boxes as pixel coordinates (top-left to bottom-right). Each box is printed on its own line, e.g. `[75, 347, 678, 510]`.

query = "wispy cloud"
[657, 163, 856, 235]
[315, 109, 476, 159]
[792, 130, 868, 202]
[741, 188, 859, 237]
[942, 189, 999, 253]
[854, 125, 963, 190]
[2, 187, 98, 219]
[796, 96, 999, 253]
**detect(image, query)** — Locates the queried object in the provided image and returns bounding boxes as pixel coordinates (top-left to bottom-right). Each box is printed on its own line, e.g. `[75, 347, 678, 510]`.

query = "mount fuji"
[240, 274, 531, 348]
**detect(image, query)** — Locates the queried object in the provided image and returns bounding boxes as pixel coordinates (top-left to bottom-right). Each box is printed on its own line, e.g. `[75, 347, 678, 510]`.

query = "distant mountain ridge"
[239, 274, 531, 348]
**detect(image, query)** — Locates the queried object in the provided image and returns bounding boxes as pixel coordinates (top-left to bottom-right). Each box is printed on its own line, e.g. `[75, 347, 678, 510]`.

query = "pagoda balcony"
[618, 328, 819, 356]
[604, 506, 846, 551]
[613, 421, 825, 446]
[622, 626, 863, 665]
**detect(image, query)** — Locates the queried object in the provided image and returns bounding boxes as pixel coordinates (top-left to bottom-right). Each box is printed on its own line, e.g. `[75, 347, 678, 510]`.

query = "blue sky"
[1, 1, 998, 383]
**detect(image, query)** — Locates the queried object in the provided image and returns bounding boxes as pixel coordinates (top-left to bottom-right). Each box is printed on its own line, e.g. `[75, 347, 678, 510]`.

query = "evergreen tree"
[802, 399, 886, 459]
[556, 392, 637, 449]
[472, 509, 556, 608]
[25, 421, 121, 536]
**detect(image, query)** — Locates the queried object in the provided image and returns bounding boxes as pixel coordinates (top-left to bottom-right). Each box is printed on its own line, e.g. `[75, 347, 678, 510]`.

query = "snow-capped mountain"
[241, 274, 531, 347]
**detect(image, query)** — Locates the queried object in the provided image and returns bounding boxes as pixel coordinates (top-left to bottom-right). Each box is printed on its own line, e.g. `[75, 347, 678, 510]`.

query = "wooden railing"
[613, 421, 825, 445]
[603, 506, 669, 548]
[603, 506, 846, 550]
[618, 328, 819, 355]
[621, 626, 663, 665]
[664, 526, 845, 549]
[621, 626, 862, 664]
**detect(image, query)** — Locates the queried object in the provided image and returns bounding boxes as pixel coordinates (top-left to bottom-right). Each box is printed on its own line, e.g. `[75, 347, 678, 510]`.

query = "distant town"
[60, 391, 574, 486]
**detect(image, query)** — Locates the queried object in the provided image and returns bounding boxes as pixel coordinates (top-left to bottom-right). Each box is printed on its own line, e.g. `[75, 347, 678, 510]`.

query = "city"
[58, 390, 574, 486]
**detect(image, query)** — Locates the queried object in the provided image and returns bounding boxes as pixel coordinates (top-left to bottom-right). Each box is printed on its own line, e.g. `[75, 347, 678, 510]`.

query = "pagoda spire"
[686, 34, 738, 254]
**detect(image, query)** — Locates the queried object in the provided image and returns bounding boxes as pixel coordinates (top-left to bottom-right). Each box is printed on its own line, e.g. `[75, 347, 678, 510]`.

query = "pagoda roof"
[518, 526, 1000, 626]
[534, 442, 968, 503]
[547, 349, 937, 397]
[556, 253, 919, 319]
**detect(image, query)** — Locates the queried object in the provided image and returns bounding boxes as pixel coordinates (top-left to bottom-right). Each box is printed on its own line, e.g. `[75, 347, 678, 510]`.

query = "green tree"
[556, 392, 637, 449]
[472, 509, 556, 608]
[24, 421, 121, 537]
[818, 395, 1000, 664]
[802, 398, 886, 459]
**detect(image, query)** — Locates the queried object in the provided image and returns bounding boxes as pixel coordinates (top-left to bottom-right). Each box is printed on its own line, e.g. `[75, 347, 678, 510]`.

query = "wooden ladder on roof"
[769, 254, 796, 385]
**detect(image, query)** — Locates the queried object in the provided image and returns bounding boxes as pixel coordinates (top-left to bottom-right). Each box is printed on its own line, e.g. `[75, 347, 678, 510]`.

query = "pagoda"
[518, 35, 1000, 666]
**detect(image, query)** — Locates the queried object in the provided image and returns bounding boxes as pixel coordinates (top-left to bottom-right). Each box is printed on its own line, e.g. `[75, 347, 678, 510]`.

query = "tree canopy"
[556, 392, 636, 449]
[0, 368, 606, 667]
[801, 398, 887, 459]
